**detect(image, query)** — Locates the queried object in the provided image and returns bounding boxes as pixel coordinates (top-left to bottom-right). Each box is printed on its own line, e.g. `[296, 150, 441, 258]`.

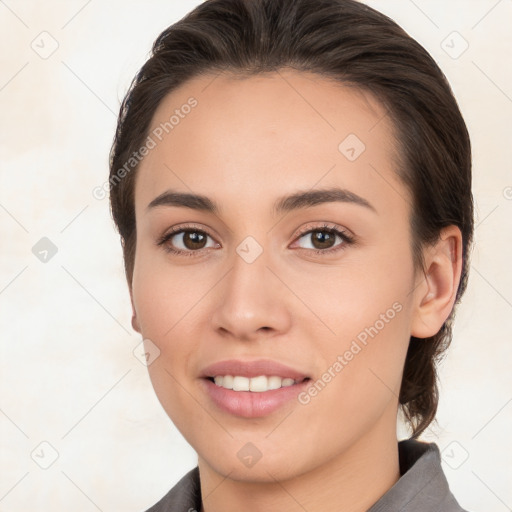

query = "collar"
[367, 439, 468, 511]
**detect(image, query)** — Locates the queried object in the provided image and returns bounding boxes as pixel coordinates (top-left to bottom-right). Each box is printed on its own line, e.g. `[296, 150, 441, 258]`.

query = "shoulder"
[143, 467, 201, 512]
[368, 439, 472, 512]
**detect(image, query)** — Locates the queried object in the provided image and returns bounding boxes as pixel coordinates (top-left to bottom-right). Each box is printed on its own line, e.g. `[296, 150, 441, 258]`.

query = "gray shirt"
[145, 439, 470, 511]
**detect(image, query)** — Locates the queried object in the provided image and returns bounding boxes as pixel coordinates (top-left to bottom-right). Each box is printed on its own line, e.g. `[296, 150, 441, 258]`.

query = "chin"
[198, 443, 312, 484]
[206, 460, 299, 483]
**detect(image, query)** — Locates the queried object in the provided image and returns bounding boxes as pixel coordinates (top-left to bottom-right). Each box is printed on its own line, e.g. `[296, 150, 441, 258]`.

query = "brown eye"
[309, 230, 337, 249]
[297, 229, 342, 250]
[180, 231, 208, 250]
[292, 225, 355, 255]
[157, 228, 219, 255]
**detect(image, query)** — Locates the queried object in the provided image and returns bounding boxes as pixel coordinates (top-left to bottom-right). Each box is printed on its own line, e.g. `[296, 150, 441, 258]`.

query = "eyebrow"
[146, 187, 376, 215]
[273, 187, 376, 215]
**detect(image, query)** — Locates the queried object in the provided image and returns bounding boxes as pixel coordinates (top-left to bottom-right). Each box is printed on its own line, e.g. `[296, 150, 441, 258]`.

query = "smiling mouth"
[206, 375, 311, 392]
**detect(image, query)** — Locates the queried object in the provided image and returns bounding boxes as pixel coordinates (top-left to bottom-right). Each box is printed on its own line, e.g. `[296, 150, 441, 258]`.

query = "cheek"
[132, 256, 209, 437]
[297, 244, 414, 411]
[293, 294, 411, 454]
[132, 242, 209, 339]
[298, 242, 414, 342]
[131, 245, 214, 400]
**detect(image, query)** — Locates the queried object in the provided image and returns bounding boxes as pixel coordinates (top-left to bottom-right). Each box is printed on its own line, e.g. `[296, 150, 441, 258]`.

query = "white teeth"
[249, 375, 268, 392]
[233, 376, 250, 391]
[212, 375, 299, 392]
[221, 375, 233, 389]
[267, 376, 282, 390]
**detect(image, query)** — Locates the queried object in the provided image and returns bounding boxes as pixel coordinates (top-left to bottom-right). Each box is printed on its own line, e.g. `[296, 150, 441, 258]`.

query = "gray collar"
[367, 440, 468, 511]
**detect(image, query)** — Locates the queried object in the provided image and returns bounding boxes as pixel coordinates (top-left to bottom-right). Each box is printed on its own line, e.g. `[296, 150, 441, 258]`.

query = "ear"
[129, 287, 142, 334]
[410, 226, 463, 339]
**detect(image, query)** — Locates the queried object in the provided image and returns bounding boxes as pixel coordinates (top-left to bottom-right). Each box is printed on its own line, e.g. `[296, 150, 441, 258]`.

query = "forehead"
[135, 69, 407, 218]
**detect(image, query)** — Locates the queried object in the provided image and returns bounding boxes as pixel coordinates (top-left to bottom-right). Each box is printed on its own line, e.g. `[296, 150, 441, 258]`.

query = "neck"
[198, 414, 401, 512]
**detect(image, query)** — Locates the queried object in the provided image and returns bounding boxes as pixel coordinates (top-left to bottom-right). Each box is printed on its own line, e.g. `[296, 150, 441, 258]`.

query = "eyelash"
[156, 222, 356, 258]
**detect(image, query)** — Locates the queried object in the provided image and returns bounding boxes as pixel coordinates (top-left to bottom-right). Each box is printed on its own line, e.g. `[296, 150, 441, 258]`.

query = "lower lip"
[201, 378, 310, 418]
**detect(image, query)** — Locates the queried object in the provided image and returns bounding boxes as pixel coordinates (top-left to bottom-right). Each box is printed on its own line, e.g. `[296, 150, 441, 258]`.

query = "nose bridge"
[211, 237, 291, 339]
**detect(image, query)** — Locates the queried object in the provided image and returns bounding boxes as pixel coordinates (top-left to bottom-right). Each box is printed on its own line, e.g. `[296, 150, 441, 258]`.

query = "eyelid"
[291, 222, 355, 244]
[158, 222, 219, 242]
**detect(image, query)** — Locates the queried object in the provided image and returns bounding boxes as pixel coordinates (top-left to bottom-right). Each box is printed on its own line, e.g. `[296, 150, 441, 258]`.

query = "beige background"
[1, 1, 511, 510]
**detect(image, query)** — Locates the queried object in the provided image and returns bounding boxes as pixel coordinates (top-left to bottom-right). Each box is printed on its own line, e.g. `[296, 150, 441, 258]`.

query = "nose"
[210, 248, 292, 342]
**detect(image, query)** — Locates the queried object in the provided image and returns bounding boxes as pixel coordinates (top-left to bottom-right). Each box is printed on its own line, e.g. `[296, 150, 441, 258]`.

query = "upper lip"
[200, 359, 310, 380]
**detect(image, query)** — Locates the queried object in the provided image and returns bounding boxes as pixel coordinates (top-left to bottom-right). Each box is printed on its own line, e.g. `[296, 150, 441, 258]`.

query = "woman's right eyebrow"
[146, 190, 218, 213]
[146, 187, 377, 216]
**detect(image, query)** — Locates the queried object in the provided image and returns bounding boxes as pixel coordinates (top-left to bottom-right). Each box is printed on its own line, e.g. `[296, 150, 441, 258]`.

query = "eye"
[156, 222, 355, 257]
[156, 225, 219, 256]
[292, 223, 355, 254]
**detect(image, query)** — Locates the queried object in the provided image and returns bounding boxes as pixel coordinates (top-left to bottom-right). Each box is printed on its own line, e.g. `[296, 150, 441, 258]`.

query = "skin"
[129, 69, 462, 512]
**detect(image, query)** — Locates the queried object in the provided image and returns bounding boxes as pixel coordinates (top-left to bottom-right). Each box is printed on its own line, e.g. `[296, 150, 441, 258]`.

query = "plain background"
[1, 1, 511, 511]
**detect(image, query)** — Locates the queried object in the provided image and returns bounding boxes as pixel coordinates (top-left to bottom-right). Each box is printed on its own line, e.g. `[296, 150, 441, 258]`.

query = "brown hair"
[109, 0, 473, 437]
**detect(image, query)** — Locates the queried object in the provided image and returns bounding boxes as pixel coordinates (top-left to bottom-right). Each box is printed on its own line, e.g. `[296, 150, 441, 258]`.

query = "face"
[130, 70, 420, 482]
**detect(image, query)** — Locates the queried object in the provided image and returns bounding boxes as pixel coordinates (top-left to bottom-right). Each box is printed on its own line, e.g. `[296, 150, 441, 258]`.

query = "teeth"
[212, 375, 298, 392]
[233, 376, 250, 391]
[249, 375, 267, 392]
[268, 376, 282, 390]
[221, 375, 233, 389]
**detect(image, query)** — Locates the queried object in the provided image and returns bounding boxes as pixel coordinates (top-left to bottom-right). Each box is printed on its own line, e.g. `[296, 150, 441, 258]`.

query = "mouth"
[200, 359, 312, 418]
[206, 375, 311, 392]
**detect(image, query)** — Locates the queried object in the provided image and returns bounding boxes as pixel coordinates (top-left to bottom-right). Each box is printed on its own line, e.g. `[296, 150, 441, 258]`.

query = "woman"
[109, 0, 474, 510]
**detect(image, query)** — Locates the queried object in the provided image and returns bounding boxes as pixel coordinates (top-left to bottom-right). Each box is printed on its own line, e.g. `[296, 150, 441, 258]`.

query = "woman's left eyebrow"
[146, 186, 377, 215]
[273, 187, 377, 215]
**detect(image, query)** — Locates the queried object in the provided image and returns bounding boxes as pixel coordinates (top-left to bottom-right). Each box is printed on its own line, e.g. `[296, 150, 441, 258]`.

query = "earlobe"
[131, 313, 141, 333]
[129, 289, 141, 334]
[411, 226, 463, 339]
